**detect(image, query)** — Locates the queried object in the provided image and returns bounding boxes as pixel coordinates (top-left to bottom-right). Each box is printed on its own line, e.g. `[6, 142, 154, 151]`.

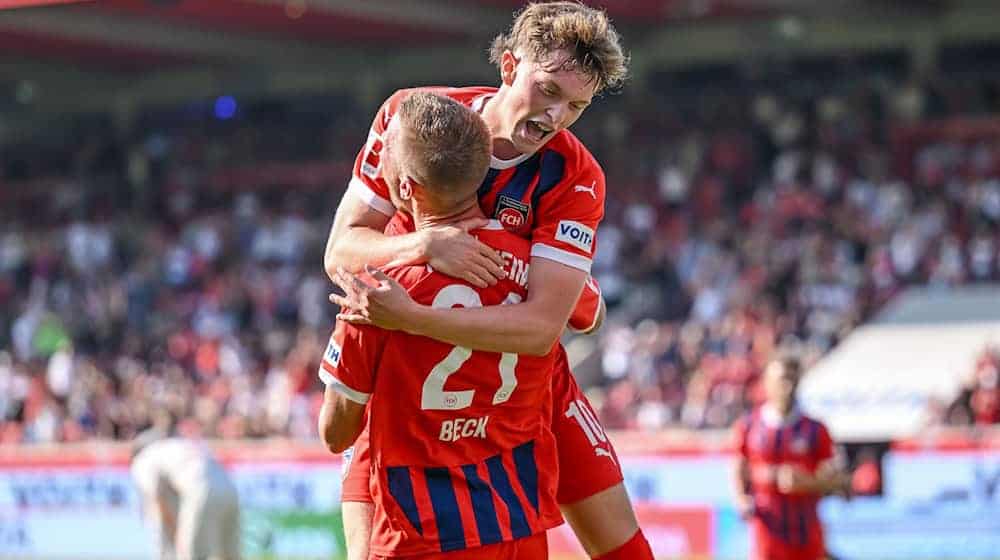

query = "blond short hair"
[395, 92, 491, 199]
[489, 2, 628, 93]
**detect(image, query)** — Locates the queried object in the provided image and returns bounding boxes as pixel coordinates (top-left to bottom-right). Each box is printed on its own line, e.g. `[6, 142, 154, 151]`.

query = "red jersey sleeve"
[530, 143, 605, 273]
[318, 320, 385, 404]
[567, 275, 603, 333]
[814, 421, 835, 463]
[346, 91, 409, 217]
[733, 415, 750, 458]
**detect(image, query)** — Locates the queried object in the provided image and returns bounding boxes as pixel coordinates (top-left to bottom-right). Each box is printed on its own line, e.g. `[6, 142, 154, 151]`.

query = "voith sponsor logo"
[439, 415, 489, 442]
[324, 340, 342, 367]
[555, 220, 594, 253]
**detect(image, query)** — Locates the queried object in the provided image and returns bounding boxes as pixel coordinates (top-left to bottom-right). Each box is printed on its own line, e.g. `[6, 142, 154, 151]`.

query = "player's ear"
[500, 50, 520, 86]
[398, 177, 413, 201]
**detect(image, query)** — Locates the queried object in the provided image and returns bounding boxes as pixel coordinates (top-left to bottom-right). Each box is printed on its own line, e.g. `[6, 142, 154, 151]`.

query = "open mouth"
[524, 119, 553, 142]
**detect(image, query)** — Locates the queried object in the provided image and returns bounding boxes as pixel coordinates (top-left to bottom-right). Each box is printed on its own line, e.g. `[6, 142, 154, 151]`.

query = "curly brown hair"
[489, 2, 628, 93]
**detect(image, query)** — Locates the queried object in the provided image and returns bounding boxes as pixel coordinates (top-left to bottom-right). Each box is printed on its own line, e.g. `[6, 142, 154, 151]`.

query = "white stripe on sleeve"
[319, 368, 371, 405]
[530, 243, 593, 273]
[347, 176, 395, 217]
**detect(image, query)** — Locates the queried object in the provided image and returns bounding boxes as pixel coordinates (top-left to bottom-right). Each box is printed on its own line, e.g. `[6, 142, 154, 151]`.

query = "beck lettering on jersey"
[324, 339, 342, 367]
[555, 220, 595, 253]
[439, 415, 489, 442]
[495, 195, 531, 232]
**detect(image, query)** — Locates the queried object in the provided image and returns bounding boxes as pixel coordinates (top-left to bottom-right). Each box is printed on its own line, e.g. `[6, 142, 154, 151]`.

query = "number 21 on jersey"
[421, 284, 521, 410]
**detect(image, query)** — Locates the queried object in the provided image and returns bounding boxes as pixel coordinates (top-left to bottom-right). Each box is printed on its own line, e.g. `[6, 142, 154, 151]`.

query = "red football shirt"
[321, 222, 563, 557]
[734, 407, 835, 560]
[350, 86, 605, 277]
[384, 210, 603, 333]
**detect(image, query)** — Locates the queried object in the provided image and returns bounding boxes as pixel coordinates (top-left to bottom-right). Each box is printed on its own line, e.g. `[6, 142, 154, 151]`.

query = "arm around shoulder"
[323, 188, 427, 280]
[402, 256, 587, 356]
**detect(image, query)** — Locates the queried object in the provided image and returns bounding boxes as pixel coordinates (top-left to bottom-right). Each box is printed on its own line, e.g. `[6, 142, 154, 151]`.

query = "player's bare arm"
[777, 460, 850, 496]
[733, 456, 754, 518]
[157, 496, 177, 543]
[318, 384, 365, 454]
[332, 256, 586, 356]
[324, 190, 505, 288]
[324, 189, 399, 274]
[138, 488, 177, 547]
[341, 502, 374, 560]
[815, 460, 852, 496]
[138, 490, 171, 530]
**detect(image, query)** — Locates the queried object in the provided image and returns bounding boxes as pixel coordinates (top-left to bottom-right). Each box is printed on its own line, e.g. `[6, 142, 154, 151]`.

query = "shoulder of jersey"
[538, 129, 606, 208]
[383, 86, 497, 115]
[473, 224, 531, 255]
[381, 262, 432, 286]
[546, 127, 603, 177]
[801, 413, 825, 427]
[379, 262, 455, 304]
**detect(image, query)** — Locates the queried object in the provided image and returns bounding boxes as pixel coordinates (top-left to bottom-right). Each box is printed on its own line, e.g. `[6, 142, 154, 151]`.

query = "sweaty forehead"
[534, 62, 597, 100]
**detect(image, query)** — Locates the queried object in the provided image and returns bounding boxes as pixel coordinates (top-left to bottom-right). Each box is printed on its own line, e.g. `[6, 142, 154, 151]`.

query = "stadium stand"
[3, 64, 1000, 443]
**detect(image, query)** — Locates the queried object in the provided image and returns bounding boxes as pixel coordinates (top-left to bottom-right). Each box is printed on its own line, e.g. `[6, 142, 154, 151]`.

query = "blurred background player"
[325, 4, 651, 559]
[131, 428, 241, 560]
[320, 91, 561, 559]
[733, 356, 850, 560]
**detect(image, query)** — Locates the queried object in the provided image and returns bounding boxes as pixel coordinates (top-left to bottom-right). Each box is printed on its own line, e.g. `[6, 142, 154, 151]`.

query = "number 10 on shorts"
[565, 399, 615, 461]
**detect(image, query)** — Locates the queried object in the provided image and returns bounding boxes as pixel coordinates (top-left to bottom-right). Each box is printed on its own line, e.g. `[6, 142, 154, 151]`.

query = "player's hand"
[329, 267, 375, 319]
[776, 464, 810, 494]
[833, 472, 854, 500]
[419, 218, 507, 288]
[329, 265, 417, 331]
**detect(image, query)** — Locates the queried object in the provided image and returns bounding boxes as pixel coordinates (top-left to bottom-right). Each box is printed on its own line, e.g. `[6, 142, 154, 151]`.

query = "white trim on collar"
[491, 152, 532, 170]
[471, 94, 490, 113]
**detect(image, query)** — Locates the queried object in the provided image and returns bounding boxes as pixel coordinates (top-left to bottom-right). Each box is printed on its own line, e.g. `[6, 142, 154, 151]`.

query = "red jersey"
[734, 407, 835, 560]
[351, 86, 605, 278]
[320, 222, 563, 557]
[384, 211, 603, 334]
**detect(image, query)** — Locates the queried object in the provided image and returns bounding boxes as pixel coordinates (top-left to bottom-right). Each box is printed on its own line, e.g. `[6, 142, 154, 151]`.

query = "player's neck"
[763, 401, 797, 423]
[480, 91, 523, 161]
[412, 202, 486, 230]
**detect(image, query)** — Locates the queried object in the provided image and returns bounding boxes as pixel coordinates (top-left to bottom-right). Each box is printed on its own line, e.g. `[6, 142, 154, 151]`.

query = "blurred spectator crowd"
[3, 53, 1000, 443]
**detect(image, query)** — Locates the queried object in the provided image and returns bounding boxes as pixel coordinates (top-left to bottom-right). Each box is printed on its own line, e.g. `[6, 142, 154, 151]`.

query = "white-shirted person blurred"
[131, 430, 241, 560]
